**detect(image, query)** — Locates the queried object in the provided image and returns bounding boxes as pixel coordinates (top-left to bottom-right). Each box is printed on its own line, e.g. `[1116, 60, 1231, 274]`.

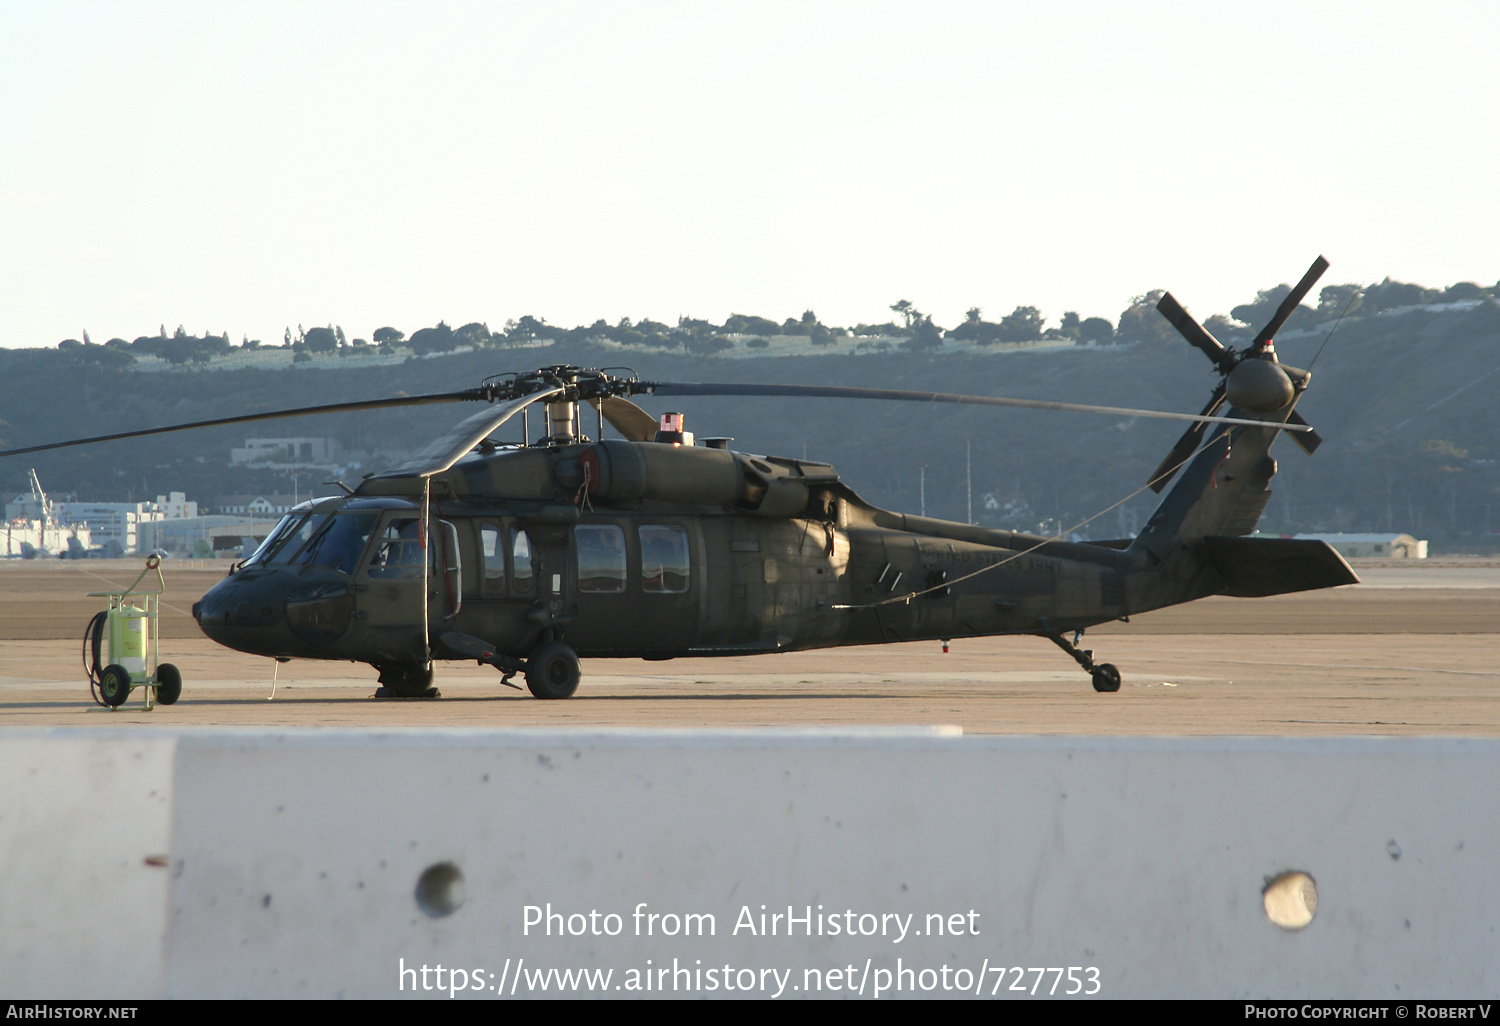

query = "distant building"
[4, 490, 199, 556]
[154, 491, 198, 519]
[1, 520, 91, 558]
[216, 494, 301, 516]
[230, 437, 343, 469]
[137, 515, 276, 559]
[1294, 533, 1428, 559]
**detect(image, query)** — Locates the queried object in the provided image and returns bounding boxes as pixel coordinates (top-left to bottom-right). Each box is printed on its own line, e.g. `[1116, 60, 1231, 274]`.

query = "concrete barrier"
[2, 728, 1495, 999]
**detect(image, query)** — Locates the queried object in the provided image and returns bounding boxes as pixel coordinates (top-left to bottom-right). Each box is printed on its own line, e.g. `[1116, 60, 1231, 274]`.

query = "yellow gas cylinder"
[110, 603, 148, 677]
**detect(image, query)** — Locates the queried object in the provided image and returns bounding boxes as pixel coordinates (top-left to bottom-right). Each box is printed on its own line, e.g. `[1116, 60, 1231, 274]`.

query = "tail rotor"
[1147, 256, 1328, 492]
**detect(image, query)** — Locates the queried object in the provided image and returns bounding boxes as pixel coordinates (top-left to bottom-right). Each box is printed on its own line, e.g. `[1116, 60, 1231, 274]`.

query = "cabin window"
[480, 523, 505, 585]
[510, 527, 534, 595]
[575, 524, 626, 593]
[639, 525, 690, 593]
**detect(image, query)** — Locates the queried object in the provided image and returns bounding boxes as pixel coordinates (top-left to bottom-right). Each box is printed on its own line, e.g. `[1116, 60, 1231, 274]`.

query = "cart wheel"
[156, 663, 182, 705]
[99, 664, 133, 708]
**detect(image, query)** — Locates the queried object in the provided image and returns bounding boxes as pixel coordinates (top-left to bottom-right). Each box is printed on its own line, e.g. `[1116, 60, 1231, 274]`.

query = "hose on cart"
[83, 609, 108, 707]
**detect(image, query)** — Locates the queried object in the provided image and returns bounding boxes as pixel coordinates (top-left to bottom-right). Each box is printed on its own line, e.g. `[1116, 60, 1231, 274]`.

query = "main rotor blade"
[642, 381, 1313, 433]
[589, 395, 657, 442]
[1147, 386, 1227, 492]
[387, 387, 566, 478]
[1251, 255, 1329, 351]
[0, 389, 487, 459]
[1157, 292, 1232, 372]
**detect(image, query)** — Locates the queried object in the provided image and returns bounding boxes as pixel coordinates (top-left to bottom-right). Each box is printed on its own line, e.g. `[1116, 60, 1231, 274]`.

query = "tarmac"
[2, 557, 1497, 735]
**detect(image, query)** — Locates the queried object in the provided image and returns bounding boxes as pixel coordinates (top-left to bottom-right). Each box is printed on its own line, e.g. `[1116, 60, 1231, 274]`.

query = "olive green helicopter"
[3, 258, 1356, 700]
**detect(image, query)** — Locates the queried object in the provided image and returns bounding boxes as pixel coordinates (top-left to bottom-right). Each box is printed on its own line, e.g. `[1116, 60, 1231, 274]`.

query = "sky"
[1, 0, 1497, 348]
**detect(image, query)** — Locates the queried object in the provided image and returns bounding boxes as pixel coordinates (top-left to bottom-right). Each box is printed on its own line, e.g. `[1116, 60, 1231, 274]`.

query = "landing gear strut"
[1046, 630, 1122, 693]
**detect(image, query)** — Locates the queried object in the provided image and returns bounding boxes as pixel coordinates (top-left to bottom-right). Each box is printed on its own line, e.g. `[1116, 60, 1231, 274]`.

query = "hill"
[5, 301, 1500, 551]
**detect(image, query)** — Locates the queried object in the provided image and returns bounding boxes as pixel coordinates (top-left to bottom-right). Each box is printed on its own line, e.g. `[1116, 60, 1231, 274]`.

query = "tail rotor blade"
[1147, 386, 1226, 492]
[1285, 409, 1322, 455]
[1251, 255, 1329, 351]
[1157, 292, 1233, 372]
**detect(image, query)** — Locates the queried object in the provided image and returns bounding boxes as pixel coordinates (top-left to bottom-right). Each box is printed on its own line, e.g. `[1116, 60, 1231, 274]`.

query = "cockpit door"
[354, 512, 462, 661]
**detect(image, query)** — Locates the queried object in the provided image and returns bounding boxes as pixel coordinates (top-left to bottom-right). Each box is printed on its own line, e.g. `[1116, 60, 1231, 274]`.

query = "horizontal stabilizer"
[1203, 536, 1359, 598]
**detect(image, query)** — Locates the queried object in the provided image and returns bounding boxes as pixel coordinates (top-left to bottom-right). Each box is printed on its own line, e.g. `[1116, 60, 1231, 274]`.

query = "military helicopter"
[3, 258, 1356, 700]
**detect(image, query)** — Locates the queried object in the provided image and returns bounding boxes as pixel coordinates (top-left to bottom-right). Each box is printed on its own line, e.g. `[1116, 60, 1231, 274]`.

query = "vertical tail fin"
[1129, 414, 1283, 564]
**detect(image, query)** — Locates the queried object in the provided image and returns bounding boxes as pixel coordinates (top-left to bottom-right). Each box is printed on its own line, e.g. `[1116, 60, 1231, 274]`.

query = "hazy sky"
[2, 0, 1496, 348]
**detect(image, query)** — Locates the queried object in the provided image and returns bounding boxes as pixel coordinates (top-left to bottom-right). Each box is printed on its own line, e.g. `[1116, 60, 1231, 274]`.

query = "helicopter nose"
[195, 572, 283, 631]
[194, 568, 332, 656]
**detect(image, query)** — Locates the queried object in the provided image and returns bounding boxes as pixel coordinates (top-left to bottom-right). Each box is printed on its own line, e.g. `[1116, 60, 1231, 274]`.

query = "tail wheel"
[1091, 663, 1121, 693]
[156, 663, 182, 705]
[98, 664, 133, 707]
[526, 642, 581, 699]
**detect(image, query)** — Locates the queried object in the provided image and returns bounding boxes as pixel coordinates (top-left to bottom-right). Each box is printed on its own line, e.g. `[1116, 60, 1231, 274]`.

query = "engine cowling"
[572, 440, 812, 517]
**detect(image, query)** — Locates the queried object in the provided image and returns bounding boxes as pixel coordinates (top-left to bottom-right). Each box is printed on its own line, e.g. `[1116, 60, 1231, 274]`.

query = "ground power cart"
[83, 554, 182, 710]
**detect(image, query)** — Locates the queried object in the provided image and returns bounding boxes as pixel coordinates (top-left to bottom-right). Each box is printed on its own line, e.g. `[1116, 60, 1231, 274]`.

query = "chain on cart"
[82, 554, 182, 710]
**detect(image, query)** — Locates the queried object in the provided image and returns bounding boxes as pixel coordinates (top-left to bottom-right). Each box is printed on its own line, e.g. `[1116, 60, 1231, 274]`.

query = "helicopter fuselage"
[192, 442, 1151, 673]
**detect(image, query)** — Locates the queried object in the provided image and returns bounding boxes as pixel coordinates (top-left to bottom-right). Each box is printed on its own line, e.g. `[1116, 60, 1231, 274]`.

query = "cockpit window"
[296, 512, 379, 574]
[244, 513, 305, 565]
[246, 511, 378, 574]
[367, 517, 428, 579]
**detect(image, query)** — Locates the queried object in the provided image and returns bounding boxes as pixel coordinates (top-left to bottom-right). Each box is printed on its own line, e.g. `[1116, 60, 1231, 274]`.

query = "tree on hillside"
[1440, 281, 1488, 303]
[902, 314, 942, 350]
[1202, 313, 1247, 344]
[373, 326, 405, 344]
[948, 309, 1002, 344]
[998, 306, 1045, 343]
[1231, 285, 1291, 328]
[890, 299, 917, 330]
[684, 334, 734, 356]
[304, 326, 338, 352]
[504, 316, 555, 344]
[455, 322, 491, 347]
[409, 321, 456, 355]
[1078, 316, 1114, 344]
[1317, 284, 1364, 320]
[723, 313, 780, 336]
[1115, 290, 1181, 348]
[1361, 278, 1433, 314]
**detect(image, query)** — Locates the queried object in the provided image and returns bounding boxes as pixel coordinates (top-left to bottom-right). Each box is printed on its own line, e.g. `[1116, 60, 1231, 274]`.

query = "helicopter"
[3, 257, 1356, 700]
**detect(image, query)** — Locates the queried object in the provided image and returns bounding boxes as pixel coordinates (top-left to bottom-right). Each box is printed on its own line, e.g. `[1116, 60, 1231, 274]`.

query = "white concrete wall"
[0, 736, 174, 998]
[2, 729, 1495, 999]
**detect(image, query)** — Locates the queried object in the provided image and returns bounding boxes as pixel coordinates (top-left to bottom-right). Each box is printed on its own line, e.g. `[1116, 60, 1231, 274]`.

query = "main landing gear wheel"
[1091, 663, 1122, 693]
[155, 663, 182, 705]
[526, 642, 581, 700]
[375, 662, 438, 698]
[98, 664, 132, 708]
